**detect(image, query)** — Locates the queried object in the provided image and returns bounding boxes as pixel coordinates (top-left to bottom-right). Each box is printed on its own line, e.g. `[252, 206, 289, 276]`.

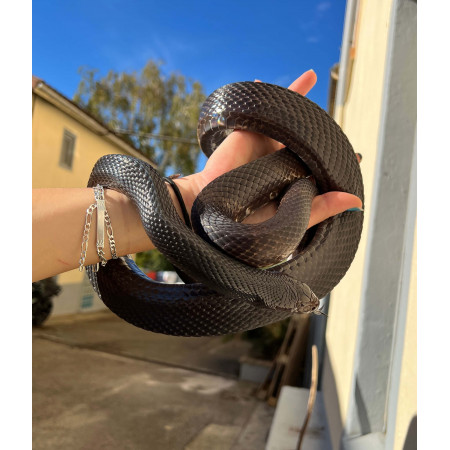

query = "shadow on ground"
[33, 311, 274, 450]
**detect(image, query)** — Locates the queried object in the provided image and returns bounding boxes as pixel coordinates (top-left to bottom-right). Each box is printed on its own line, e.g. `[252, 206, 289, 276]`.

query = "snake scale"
[86, 82, 364, 337]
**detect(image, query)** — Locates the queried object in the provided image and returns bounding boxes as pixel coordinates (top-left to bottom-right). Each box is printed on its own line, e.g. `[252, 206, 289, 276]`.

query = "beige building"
[32, 76, 154, 315]
[322, 0, 417, 449]
[268, 1, 416, 449]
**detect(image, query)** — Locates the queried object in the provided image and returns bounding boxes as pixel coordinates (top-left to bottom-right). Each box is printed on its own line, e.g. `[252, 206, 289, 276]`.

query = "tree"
[135, 248, 175, 272]
[73, 60, 206, 175]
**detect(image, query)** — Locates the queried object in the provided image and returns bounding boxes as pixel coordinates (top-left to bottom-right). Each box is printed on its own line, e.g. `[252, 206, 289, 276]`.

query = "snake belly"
[86, 81, 364, 337]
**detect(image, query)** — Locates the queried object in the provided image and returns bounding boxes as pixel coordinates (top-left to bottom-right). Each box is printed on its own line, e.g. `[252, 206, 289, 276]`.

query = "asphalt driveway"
[32, 311, 274, 450]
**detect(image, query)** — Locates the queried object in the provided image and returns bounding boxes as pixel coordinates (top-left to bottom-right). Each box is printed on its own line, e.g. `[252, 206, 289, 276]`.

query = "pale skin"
[32, 71, 362, 282]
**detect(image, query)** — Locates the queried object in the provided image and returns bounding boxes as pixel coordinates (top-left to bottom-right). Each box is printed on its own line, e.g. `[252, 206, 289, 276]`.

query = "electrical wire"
[114, 128, 198, 145]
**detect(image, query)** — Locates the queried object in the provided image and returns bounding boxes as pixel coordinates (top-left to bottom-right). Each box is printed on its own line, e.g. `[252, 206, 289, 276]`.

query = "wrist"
[164, 176, 192, 228]
[168, 173, 204, 224]
[103, 189, 136, 256]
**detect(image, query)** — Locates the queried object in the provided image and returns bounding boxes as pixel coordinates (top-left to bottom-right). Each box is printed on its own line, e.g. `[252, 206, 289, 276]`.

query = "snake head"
[293, 293, 320, 314]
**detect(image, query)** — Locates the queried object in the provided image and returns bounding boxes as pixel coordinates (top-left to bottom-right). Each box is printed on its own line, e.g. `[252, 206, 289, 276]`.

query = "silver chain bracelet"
[93, 185, 108, 267]
[79, 203, 97, 271]
[79, 185, 118, 272]
[104, 209, 118, 259]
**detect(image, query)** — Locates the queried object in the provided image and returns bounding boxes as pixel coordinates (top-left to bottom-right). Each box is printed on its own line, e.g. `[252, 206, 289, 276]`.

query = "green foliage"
[135, 249, 174, 272]
[241, 318, 291, 360]
[73, 60, 206, 175]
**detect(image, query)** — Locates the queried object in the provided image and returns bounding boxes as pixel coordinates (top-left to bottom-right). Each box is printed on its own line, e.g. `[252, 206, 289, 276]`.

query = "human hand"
[174, 70, 363, 229]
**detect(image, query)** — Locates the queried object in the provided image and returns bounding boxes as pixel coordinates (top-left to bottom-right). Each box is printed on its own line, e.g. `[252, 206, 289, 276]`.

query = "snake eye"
[269, 191, 278, 200]
[245, 207, 252, 216]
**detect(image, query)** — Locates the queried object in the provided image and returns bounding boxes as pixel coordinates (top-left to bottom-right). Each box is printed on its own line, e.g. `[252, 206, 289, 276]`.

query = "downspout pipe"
[334, 0, 359, 126]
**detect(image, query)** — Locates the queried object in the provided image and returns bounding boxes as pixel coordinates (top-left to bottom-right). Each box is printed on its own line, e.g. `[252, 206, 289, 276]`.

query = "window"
[59, 129, 76, 170]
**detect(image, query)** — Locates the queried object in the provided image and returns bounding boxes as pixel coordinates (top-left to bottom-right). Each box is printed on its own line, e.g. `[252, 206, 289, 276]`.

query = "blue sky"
[33, 0, 347, 168]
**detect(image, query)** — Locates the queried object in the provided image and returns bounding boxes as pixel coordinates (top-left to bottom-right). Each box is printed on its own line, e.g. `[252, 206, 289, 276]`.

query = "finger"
[308, 192, 363, 229]
[288, 70, 317, 96]
[255, 70, 317, 97]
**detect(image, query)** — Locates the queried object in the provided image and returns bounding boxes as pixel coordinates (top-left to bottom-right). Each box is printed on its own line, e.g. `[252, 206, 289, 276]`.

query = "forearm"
[32, 182, 192, 282]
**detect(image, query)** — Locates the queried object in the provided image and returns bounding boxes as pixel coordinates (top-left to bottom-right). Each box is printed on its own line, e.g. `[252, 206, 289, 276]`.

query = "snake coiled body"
[86, 82, 364, 337]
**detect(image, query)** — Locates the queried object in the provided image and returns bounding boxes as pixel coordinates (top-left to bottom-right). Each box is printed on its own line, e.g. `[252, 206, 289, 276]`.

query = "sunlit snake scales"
[86, 82, 364, 337]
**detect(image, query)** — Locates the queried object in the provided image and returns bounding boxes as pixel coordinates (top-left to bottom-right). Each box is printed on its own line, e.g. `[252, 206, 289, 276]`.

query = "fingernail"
[356, 153, 363, 162]
[347, 207, 364, 212]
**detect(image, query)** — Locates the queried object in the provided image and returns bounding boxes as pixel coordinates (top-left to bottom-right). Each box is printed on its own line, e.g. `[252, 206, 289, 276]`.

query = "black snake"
[86, 82, 364, 337]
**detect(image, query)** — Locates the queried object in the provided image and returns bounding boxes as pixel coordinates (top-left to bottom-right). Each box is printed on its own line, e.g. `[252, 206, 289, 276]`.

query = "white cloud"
[273, 74, 291, 87]
[102, 33, 198, 74]
[307, 36, 320, 44]
[317, 1, 332, 13]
